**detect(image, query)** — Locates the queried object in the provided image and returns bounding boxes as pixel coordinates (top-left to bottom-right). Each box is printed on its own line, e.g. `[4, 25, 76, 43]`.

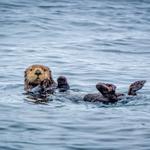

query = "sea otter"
[24, 65, 146, 103]
[83, 80, 146, 104]
[24, 64, 70, 99]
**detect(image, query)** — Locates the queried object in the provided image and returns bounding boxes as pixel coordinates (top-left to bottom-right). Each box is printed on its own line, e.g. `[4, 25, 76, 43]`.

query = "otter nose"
[35, 69, 42, 76]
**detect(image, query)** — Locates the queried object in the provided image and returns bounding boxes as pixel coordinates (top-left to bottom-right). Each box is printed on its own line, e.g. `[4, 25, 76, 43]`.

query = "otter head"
[24, 65, 54, 91]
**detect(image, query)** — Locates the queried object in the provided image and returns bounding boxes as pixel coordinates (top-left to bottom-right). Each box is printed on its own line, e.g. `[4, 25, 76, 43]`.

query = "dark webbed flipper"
[96, 83, 116, 95]
[128, 80, 146, 96]
[96, 82, 118, 101]
[57, 76, 70, 92]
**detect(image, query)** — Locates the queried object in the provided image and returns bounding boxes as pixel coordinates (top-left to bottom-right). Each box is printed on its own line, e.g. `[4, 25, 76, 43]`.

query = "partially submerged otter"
[24, 65, 70, 100]
[84, 80, 146, 104]
[24, 65, 146, 103]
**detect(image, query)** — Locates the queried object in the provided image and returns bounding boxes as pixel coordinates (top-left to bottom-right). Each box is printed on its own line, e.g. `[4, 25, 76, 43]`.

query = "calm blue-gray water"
[0, 0, 150, 149]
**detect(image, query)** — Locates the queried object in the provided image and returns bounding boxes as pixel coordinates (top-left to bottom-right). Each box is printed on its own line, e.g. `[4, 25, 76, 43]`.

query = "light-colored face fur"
[24, 65, 54, 90]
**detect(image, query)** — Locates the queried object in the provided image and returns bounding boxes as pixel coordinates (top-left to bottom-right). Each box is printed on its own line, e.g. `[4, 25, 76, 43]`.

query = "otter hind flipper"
[96, 82, 116, 97]
[128, 80, 146, 95]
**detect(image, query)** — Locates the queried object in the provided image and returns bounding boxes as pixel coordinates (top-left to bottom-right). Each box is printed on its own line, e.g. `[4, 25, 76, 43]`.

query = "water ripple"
[0, 0, 150, 149]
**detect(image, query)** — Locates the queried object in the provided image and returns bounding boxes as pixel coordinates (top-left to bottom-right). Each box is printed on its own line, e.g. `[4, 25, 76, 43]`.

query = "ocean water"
[0, 0, 150, 149]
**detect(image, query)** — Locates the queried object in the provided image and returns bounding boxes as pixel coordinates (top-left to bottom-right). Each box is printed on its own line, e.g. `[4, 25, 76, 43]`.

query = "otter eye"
[30, 69, 33, 71]
[43, 69, 47, 72]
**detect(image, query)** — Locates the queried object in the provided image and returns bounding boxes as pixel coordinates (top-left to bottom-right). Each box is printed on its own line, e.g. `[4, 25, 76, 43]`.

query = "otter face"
[24, 65, 54, 90]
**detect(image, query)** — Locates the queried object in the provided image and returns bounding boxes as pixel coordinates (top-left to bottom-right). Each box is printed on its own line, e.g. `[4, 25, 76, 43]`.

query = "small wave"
[100, 49, 150, 55]
[0, 2, 27, 9]
[38, 5, 67, 9]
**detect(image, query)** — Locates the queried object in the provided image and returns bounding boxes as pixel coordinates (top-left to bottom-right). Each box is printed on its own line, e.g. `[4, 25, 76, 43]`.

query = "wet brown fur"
[24, 65, 55, 91]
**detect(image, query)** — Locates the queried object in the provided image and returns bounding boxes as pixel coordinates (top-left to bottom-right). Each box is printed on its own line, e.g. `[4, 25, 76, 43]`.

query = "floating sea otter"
[24, 64, 69, 99]
[24, 64, 146, 103]
[83, 80, 146, 104]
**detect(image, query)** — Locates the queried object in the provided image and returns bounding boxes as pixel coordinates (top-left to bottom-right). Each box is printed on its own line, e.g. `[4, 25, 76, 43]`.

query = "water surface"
[0, 0, 150, 149]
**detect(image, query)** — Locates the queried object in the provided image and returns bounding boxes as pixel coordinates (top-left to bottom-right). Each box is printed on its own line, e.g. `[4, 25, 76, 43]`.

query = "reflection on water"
[0, 0, 150, 149]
